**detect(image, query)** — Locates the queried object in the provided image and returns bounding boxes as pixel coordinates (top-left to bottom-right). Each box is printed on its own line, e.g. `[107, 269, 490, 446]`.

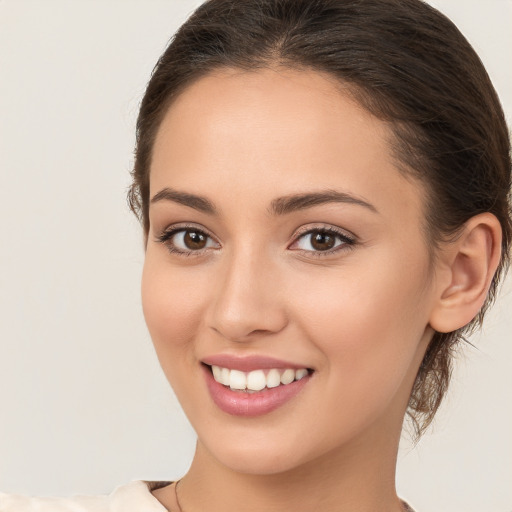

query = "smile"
[203, 362, 313, 417]
[211, 365, 309, 392]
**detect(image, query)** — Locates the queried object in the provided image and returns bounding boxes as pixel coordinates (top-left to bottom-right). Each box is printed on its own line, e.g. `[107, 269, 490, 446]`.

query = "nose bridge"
[206, 241, 287, 342]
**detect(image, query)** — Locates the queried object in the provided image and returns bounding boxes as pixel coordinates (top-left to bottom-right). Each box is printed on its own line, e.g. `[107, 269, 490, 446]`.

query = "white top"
[1, 480, 416, 512]
[0, 480, 169, 512]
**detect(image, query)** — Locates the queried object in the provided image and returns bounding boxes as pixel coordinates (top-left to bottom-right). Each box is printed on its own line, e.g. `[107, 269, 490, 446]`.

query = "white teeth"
[280, 369, 295, 385]
[211, 365, 309, 391]
[266, 368, 281, 388]
[229, 369, 247, 390]
[212, 365, 222, 382]
[220, 367, 230, 386]
[295, 368, 308, 380]
[247, 370, 266, 391]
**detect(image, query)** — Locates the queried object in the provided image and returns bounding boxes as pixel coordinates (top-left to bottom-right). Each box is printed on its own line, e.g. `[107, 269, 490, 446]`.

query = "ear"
[429, 213, 502, 333]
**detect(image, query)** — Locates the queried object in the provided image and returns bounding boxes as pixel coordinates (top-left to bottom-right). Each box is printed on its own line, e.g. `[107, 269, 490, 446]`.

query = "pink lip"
[201, 364, 312, 417]
[201, 354, 310, 372]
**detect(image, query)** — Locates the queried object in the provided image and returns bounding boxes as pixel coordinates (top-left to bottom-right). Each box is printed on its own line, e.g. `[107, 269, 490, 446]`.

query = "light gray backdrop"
[0, 1, 510, 511]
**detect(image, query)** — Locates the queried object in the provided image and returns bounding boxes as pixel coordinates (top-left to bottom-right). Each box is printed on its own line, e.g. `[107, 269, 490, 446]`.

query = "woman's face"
[142, 67, 439, 474]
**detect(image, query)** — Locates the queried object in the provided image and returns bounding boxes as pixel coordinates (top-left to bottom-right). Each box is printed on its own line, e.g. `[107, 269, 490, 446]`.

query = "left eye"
[157, 227, 219, 255]
[172, 229, 216, 251]
[292, 229, 354, 252]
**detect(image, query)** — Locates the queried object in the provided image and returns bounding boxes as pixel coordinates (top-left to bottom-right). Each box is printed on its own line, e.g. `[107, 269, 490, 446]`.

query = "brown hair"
[129, 0, 512, 436]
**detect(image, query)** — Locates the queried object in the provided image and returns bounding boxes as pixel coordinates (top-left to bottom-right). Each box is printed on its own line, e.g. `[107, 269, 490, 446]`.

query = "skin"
[142, 67, 501, 512]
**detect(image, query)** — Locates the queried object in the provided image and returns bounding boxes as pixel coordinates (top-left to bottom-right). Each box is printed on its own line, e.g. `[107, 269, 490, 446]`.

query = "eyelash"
[156, 223, 357, 259]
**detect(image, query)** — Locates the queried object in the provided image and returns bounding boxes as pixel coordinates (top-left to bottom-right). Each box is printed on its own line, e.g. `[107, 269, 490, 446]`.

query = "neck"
[176, 417, 404, 512]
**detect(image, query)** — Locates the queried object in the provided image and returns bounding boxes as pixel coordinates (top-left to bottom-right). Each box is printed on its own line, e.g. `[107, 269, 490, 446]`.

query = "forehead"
[150, 67, 427, 225]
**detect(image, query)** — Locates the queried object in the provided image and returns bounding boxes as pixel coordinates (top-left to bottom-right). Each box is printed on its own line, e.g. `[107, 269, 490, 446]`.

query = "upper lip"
[201, 354, 311, 372]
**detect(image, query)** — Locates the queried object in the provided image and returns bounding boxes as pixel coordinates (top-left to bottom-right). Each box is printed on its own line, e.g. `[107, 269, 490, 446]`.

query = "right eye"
[157, 226, 220, 257]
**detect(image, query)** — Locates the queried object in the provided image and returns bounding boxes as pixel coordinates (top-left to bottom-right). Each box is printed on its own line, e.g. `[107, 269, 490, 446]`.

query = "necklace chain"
[174, 479, 184, 512]
[172, 478, 412, 512]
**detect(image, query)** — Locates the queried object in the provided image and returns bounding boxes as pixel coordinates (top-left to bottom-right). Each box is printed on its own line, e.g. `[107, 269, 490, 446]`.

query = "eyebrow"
[151, 188, 217, 215]
[270, 189, 378, 215]
[150, 187, 378, 216]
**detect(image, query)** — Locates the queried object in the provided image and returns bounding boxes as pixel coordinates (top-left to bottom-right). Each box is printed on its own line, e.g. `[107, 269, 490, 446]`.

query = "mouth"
[206, 364, 312, 393]
[201, 362, 314, 417]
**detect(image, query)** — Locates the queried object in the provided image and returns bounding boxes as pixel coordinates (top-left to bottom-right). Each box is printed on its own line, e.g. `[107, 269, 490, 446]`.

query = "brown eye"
[183, 230, 208, 250]
[310, 231, 336, 251]
[291, 227, 356, 256]
[157, 227, 219, 256]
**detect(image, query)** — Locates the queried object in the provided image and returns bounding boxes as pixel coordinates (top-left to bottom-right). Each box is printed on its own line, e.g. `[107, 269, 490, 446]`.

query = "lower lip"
[203, 365, 312, 417]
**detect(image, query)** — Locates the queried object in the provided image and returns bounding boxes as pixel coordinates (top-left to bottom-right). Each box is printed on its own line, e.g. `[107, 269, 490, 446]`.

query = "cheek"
[141, 256, 208, 357]
[291, 258, 428, 340]
[287, 253, 431, 413]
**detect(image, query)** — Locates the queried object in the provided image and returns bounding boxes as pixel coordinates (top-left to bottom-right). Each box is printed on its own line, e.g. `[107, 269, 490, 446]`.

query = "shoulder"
[0, 480, 169, 512]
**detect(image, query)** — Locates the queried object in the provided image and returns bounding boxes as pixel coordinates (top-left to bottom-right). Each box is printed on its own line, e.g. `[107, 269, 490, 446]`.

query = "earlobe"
[429, 213, 502, 334]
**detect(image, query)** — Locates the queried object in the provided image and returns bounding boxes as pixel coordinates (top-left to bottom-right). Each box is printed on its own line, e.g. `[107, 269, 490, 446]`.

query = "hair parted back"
[129, 0, 512, 437]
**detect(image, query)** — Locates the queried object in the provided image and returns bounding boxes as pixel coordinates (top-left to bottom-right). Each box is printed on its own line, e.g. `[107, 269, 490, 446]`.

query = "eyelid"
[292, 223, 356, 241]
[288, 224, 357, 257]
[155, 223, 220, 256]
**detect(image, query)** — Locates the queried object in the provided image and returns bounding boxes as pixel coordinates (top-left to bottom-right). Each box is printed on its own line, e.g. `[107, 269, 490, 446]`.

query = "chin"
[209, 443, 309, 476]
[192, 422, 309, 474]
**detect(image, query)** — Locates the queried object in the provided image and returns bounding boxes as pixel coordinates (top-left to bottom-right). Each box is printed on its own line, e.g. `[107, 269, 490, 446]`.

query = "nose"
[205, 246, 288, 343]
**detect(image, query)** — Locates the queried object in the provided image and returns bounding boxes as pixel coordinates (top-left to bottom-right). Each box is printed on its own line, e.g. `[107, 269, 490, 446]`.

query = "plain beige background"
[0, 1, 510, 511]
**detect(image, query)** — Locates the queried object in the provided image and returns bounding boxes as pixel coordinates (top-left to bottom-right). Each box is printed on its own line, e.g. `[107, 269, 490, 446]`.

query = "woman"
[1, 0, 510, 511]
